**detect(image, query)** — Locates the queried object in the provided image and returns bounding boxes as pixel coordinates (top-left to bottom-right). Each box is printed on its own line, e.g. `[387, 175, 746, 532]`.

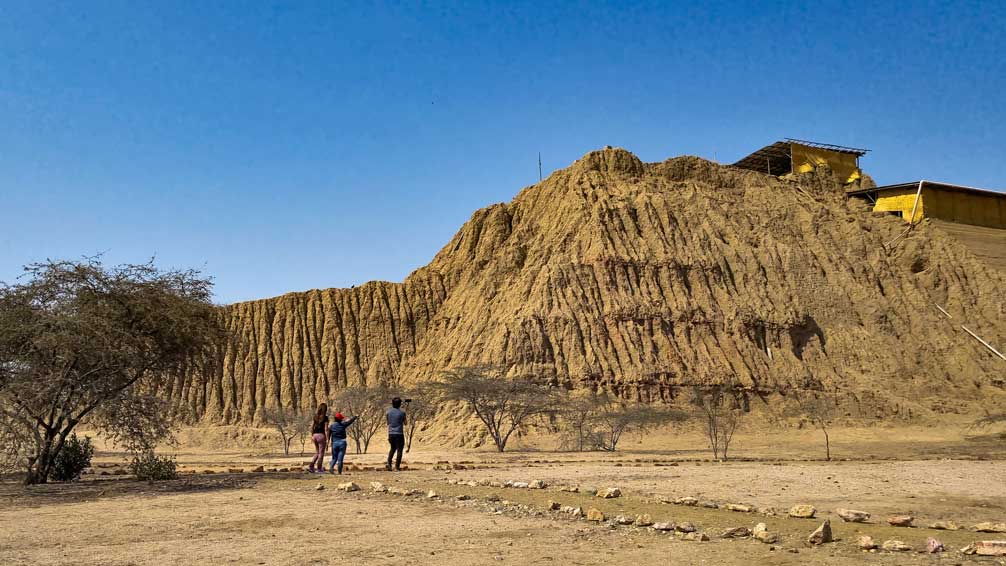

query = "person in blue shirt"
[328, 412, 357, 475]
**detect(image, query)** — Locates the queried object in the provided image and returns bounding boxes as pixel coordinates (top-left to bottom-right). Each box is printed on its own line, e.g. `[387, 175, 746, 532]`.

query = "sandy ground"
[3, 427, 1006, 565]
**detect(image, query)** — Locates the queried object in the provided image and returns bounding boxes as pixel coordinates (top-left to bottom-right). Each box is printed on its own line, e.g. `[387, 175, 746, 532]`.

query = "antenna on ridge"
[538, 152, 542, 182]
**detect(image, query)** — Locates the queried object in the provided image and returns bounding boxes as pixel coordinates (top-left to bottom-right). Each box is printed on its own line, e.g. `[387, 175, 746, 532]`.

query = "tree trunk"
[822, 428, 831, 461]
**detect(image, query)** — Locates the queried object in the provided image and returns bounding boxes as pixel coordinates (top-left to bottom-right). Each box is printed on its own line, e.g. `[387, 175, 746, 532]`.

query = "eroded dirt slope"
[170, 148, 1006, 424]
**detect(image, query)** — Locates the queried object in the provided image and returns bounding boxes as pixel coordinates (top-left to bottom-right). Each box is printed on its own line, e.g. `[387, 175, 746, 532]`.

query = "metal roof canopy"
[848, 180, 1006, 199]
[732, 138, 870, 176]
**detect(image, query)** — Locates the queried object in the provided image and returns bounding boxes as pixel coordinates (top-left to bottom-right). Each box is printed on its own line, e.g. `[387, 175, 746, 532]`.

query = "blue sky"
[2, 1, 1003, 303]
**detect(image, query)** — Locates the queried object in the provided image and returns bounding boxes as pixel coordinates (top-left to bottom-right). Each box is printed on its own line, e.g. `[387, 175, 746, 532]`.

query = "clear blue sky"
[2, 1, 1004, 303]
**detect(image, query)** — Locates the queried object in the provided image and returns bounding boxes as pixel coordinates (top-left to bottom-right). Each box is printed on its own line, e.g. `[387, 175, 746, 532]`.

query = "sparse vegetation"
[262, 406, 307, 457]
[435, 364, 556, 452]
[0, 258, 221, 484]
[555, 391, 682, 451]
[401, 384, 437, 453]
[691, 385, 745, 460]
[335, 386, 392, 454]
[51, 434, 93, 482]
[130, 451, 178, 481]
[793, 389, 838, 460]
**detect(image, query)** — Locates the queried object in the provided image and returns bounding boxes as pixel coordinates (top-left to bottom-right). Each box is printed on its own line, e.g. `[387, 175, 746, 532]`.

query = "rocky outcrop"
[169, 148, 1006, 425]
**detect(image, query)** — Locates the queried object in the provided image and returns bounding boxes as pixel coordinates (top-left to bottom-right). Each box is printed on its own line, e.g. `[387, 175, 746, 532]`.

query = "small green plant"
[130, 452, 178, 481]
[51, 434, 94, 482]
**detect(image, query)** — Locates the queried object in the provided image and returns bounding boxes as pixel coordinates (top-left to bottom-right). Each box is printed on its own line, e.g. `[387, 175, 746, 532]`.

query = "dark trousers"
[387, 434, 405, 469]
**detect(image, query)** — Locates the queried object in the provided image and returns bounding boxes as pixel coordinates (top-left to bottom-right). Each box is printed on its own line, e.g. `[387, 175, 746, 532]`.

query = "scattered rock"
[675, 522, 696, 533]
[974, 522, 1006, 533]
[597, 487, 621, 499]
[881, 539, 911, 552]
[727, 503, 753, 513]
[857, 535, 877, 550]
[788, 504, 816, 519]
[562, 506, 584, 517]
[426, 491, 438, 499]
[674, 496, 698, 506]
[337, 482, 359, 492]
[721, 527, 751, 539]
[456, 494, 471, 501]
[634, 514, 653, 527]
[489, 481, 503, 488]
[614, 515, 634, 525]
[558, 486, 579, 493]
[929, 520, 959, 530]
[547, 500, 561, 511]
[926, 537, 944, 553]
[486, 494, 500, 502]
[886, 515, 913, 527]
[835, 508, 870, 523]
[528, 480, 546, 489]
[586, 508, 605, 522]
[251, 466, 265, 473]
[700, 502, 719, 509]
[752, 523, 778, 544]
[404, 489, 422, 496]
[973, 541, 1006, 556]
[683, 532, 709, 542]
[370, 482, 387, 493]
[651, 522, 676, 531]
[511, 481, 529, 489]
[315, 484, 325, 491]
[807, 520, 833, 545]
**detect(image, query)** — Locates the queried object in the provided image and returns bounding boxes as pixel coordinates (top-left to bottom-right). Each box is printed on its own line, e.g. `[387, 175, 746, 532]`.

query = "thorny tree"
[262, 406, 307, 457]
[792, 389, 838, 461]
[401, 383, 437, 453]
[555, 390, 599, 452]
[590, 396, 681, 451]
[556, 390, 681, 451]
[690, 385, 745, 461]
[436, 364, 556, 453]
[334, 386, 390, 454]
[0, 258, 221, 484]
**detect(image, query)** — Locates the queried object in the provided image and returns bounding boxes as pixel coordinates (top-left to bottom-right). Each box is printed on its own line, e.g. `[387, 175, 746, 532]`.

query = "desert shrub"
[130, 451, 178, 481]
[51, 434, 94, 482]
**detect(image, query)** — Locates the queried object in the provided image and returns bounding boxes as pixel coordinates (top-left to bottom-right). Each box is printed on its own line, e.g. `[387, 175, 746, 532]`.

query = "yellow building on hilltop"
[732, 138, 868, 184]
[849, 181, 1006, 229]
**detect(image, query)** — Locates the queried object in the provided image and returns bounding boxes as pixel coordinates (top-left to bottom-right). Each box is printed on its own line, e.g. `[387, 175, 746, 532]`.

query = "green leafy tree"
[0, 258, 221, 484]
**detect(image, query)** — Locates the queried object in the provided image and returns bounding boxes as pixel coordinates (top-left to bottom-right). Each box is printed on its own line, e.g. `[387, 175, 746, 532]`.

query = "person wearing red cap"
[327, 412, 357, 474]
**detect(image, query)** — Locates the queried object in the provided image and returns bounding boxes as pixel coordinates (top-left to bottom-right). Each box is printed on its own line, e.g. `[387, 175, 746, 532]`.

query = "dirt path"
[2, 469, 1002, 565]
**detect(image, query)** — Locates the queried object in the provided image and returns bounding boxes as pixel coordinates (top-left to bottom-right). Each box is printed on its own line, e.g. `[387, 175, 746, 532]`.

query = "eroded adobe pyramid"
[168, 148, 1006, 424]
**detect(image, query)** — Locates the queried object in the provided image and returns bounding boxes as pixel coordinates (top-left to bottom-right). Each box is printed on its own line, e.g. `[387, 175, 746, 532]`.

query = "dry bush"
[436, 364, 557, 453]
[334, 386, 391, 454]
[400, 383, 437, 453]
[556, 391, 683, 452]
[690, 385, 745, 460]
[262, 406, 308, 457]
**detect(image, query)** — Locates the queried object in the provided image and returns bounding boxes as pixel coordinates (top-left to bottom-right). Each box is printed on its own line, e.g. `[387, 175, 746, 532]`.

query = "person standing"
[308, 403, 329, 473]
[385, 397, 407, 471]
[328, 412, 357, 475]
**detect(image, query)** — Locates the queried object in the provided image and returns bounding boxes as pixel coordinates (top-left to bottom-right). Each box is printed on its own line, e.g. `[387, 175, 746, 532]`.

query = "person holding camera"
[385, 397, 407, 471]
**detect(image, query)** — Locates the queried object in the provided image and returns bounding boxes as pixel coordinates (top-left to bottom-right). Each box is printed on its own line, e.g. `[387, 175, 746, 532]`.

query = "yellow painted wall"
[790, 143, 862, 184]
[873, 187, 924, 223]
[921, 187, 1006, 229]
[872, 186, 1006, 229]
